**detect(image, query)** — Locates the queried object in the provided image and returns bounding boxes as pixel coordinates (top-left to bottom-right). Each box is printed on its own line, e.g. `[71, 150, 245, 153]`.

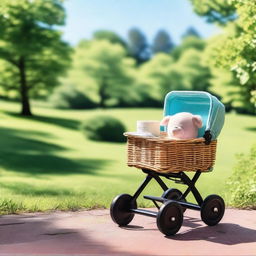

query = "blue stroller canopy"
[163, 91, 225, 140]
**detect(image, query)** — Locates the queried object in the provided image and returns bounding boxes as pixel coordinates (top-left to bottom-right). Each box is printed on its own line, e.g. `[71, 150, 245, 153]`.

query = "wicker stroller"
[110, 91, 225, 236]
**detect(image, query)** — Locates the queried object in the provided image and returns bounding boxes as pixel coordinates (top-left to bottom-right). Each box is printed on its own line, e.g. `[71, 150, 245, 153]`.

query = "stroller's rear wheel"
[157, 201, 183, 236]
[201, 194, 225, 226]
[110, 194, 137, 226]
[162, 188, 187, 212]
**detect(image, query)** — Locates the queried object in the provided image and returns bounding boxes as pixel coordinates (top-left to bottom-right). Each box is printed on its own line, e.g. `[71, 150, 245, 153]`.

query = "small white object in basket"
[124, 120, 160, 137]
[124, 131, 157, 137]
[137, 120, 160, 136]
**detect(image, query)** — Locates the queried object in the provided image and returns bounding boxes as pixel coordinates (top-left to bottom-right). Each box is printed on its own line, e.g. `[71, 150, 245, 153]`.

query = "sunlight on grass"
[0, 100, 255, 213]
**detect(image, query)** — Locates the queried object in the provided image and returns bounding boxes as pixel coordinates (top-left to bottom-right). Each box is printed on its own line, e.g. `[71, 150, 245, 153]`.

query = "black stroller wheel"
[157, 201, 183, 236]
[162, 188, 187, 212]
[110, 194, 137, 226]
[201, 194, 225, 226]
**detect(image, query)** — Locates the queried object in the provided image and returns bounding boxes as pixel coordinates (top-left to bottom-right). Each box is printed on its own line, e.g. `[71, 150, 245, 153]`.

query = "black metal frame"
[130, 168, 204, 218]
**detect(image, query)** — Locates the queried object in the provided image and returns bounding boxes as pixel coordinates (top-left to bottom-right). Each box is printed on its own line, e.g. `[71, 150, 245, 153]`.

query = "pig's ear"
[160, 116, 170, 126]
[192, 115, 203, 128]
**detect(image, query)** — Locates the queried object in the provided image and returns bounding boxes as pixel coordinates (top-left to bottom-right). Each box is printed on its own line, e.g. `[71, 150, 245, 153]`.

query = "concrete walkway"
[0, 208, 255, 255]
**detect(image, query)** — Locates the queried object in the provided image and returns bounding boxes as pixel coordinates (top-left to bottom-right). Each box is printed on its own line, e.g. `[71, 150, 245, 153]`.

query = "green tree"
[139, 53, 176, 101]
[177, 49, 212, 91]
[152, 30, 174, 54]
[202, 34, 242, 111]
[127, 28, 150, 64]
[170, 36, 205, 60]
[215, 0, 256, 112]
[0, 0, 71, 115]
[182, 26, 201, 38]
[191, 0, 256, 113]
[63, 40, 136, 108]
[92, 30, 127, 48]
[139, 50, 211, 101]
[189, 0, 236, 24]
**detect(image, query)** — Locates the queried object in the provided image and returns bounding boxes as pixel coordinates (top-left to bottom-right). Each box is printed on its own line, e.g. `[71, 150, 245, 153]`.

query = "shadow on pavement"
[0, 215, 135, 255]
[171, 221, 256, 245]
[121, 224, 156, 232]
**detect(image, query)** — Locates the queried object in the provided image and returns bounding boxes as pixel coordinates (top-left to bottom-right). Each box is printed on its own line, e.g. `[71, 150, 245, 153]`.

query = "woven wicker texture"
[126, 135, 217, 173]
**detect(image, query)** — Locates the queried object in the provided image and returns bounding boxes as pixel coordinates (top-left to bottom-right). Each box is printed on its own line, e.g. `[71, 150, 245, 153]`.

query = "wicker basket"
[125, 134, 217, 173]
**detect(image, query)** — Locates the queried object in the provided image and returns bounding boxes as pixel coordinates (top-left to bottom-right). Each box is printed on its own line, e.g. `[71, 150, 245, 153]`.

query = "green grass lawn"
[0, 100, 255, 214]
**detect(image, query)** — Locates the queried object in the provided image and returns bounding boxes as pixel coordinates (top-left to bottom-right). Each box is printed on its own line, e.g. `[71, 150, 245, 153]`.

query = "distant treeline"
[50, 27, 253, 114]
[0, 0, 255, 115]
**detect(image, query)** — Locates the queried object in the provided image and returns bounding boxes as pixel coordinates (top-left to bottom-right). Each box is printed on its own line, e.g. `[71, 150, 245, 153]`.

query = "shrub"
[227, 145, 256, 209]
[49, 84, 97, 109]
[82, 116, 126, 143]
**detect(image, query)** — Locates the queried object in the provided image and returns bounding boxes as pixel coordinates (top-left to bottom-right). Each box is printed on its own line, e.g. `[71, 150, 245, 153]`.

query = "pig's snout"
[171, 126, 182, 135]
[167, 125, 184, 139]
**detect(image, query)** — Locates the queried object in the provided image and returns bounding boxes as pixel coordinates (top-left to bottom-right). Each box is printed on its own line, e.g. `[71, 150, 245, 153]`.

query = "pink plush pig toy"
[160, 112, 203, 140]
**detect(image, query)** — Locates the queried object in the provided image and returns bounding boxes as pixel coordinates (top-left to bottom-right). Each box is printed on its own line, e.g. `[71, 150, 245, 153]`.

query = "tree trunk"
[18, 57, 32, 116]
[98, 78, 108, 108]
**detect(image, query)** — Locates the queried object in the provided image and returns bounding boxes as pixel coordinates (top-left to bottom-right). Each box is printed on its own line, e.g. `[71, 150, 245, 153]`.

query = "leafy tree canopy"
[152, 29, 174, 54]
[62, 40, 136, 108]
[127, 27, 150, 64]
[139, 53, 175, 101]
[139, 49, 211, 100]
[177, 48, 211, 91]
[189, 0, 236, 25]
[192, 0, 256, 112]
[0, 0, 71, 115]
[92, 30, 127, 48]
[182, 26, 201, 39]
[171, 36, 205, 60]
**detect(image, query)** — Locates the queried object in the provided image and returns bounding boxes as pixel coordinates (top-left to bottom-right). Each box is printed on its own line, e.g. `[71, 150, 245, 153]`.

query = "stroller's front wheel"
[200, 194, 225, 226]
[110, 194, 137, 226]
[157, 201, 183, 236]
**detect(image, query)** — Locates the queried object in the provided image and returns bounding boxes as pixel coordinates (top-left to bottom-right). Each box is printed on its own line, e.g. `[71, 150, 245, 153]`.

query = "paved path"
[0, 208, 255, 255]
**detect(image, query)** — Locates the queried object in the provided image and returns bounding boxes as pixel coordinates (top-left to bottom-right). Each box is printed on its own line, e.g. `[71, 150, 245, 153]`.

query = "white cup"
[137, 120, 160, 136]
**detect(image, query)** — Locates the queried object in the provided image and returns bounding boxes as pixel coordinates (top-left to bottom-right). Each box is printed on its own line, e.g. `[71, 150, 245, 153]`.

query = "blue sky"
[62, 0, 220, 45]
